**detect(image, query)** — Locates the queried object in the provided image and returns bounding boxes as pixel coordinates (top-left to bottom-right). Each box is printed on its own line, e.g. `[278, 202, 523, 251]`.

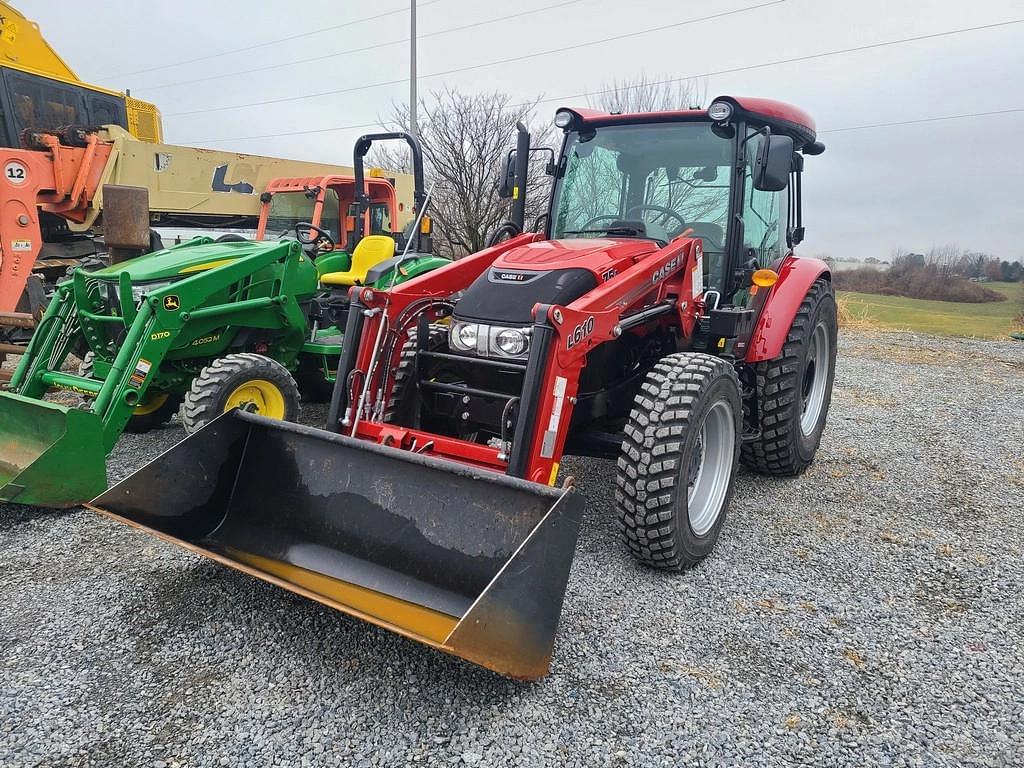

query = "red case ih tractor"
[93, 96, 837, 679]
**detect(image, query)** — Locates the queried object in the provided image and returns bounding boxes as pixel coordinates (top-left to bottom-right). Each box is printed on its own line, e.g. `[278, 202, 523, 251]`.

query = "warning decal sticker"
[129, 358, 152, 389]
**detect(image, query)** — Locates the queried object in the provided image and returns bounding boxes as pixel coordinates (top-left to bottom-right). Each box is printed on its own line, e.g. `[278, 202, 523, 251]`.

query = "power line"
[142, 0, 585, 92]
[817, 107, 1024, 134]
[164, 0, 786, 118]
[179, 19, 1024, 144]
[531, 18, 1022, 108]
[97, 0, 442, 80]
[181, 106, 1024, 146]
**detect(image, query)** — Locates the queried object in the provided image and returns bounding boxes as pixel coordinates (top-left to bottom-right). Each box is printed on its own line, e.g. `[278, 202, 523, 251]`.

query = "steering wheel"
[579, 214, 630, 231]
[294, 222, 336, 254]
[625, 205, 687, 234]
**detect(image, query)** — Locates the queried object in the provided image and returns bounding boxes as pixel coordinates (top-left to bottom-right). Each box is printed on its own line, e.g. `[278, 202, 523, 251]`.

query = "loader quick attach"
[89, 100, 838, 679]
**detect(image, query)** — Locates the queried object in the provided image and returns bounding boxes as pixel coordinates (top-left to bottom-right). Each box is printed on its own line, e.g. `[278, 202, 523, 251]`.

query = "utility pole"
[410, 0, 417, 138]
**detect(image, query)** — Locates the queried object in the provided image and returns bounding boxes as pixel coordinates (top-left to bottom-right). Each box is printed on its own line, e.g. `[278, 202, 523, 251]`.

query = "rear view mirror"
[497, 152, 516, 198]
[754, 134, 794, 191]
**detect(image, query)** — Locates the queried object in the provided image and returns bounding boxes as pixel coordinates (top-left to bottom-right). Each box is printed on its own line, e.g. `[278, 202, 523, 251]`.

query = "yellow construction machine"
[0, 1, 162, 144]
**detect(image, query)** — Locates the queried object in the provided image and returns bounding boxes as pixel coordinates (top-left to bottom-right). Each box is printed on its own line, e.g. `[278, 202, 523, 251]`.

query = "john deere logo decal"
[163, 295, 181, 311]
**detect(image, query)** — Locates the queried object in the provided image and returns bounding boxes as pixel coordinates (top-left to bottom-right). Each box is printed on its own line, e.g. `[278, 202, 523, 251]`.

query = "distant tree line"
[833, 246, 1023, 303]
[891, 246, 1023, 282]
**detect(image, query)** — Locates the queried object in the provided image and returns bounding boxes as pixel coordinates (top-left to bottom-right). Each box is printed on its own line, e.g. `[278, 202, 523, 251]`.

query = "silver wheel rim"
[686, 399, 735, 537]
[800, 322, 830, 436]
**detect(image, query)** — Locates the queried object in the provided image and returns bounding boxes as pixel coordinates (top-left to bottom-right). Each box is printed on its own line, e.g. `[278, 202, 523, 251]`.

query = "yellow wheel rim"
[133, 392, 169, 416]
[224, 379, 287, 419]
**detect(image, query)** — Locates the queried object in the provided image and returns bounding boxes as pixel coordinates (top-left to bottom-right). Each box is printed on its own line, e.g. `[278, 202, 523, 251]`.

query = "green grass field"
[838, 282, 1024, 339]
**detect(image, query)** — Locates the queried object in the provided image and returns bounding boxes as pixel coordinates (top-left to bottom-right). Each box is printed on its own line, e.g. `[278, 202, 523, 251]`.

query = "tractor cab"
[548, 96, 824, 302]
[255, 174, 398, 259]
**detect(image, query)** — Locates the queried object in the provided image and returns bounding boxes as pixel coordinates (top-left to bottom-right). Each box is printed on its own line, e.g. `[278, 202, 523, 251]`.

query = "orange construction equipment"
[0, 129, 112, 312]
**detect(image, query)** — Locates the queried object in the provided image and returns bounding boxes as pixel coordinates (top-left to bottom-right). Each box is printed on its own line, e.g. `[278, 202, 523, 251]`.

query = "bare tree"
[926, 244, 963, 278]
[588, 74, 708, 113]
[372, 88, 554, 258]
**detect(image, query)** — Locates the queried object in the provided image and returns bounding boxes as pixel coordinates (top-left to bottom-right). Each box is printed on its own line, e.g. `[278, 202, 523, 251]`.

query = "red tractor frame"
[326, 96, 837, 570]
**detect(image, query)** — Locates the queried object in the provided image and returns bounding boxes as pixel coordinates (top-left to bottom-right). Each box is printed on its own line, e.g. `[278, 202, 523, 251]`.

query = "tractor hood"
[454, 238, 659, 326]
[494, 237, 658, 275]
[88, 238, 293, 283]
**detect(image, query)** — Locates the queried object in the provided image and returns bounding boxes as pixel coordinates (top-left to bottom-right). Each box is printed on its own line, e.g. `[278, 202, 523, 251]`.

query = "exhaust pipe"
[89, 410, 584, 679]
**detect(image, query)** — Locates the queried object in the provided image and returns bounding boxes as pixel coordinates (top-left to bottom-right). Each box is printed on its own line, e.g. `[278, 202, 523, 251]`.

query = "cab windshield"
[551, 121, 733, 264]
[262, 188, 341, 241]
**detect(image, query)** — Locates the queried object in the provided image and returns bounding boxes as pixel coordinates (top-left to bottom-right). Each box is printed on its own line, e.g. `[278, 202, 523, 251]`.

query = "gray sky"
[20, 0, 1024, 261]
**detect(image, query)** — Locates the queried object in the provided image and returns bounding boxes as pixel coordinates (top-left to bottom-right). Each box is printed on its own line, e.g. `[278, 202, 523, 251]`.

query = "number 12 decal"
[4, 161, 28, 185]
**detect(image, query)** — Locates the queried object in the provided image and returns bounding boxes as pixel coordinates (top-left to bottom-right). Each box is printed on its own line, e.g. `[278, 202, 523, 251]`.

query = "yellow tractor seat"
[320, 235, 396, 287]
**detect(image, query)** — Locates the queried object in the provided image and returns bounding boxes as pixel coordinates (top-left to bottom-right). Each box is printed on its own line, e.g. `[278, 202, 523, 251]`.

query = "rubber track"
[615, 353, 738, 570]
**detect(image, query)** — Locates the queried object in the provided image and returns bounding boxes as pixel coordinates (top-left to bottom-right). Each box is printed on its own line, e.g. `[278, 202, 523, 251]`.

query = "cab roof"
[557, 95, 821, 154]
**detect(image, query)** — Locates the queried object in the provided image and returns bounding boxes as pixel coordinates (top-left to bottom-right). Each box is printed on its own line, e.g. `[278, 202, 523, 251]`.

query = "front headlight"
[493, 327, 528, 357]
[450, 321, 530, 358]
[131, 280, 177, 306]
[450, 322, 480, 352]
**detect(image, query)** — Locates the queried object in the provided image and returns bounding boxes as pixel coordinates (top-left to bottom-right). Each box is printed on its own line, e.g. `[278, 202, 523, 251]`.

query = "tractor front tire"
[383, 325, 448, 426]
[124, 392, 183, 434]
[80, 352, 182, 433]
[741, 278, 837, 476]
[616, 353, 742, 571]
[182, 353, 300, 434]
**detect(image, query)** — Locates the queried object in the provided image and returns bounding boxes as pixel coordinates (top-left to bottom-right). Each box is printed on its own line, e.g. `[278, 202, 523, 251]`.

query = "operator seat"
[320, 235, 396, 287]
[686, 222, 724, 250]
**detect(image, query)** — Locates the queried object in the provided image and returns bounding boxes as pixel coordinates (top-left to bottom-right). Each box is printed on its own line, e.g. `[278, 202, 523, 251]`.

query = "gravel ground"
[2, 329, 1022, 767]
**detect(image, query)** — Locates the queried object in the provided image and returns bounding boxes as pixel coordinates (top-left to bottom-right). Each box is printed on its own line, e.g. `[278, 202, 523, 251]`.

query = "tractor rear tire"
[616, 353, 742, 571]
[741, 278, 837, 476]
[182, 353, 300, 434]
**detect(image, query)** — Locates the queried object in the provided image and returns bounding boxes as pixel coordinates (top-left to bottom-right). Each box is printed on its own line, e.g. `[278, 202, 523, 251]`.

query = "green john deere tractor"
[0, 132, 447, 508]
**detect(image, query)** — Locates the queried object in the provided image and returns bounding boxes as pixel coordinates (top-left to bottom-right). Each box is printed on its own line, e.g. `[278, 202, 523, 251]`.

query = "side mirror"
[753, 134, 794, 192]
[497, 152, 515, 198]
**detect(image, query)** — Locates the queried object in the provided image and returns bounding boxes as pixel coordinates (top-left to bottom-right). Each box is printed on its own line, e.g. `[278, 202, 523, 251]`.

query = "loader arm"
[337, 235, 702, 485]
[327, 231, 541, 435]
[11, 240, 312, 450]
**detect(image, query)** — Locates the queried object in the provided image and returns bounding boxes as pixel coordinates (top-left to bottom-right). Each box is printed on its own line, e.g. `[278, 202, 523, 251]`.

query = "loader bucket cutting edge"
[0, 392, 107, 508]
[88, 410, 585, 679]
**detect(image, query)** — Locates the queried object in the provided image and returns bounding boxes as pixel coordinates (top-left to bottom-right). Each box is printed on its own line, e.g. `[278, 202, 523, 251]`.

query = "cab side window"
[320, 189, 342, 240]
[8, 73, 84, 133]
[742, 137, 788, 266]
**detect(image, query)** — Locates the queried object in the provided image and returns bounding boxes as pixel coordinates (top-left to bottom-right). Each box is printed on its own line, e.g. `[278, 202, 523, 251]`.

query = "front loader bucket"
[89, 410, 584, 679]
[0, 392, 107, 508]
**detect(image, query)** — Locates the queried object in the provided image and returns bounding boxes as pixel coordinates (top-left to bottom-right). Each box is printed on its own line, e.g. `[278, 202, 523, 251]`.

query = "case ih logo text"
[494, 271, 531, 282]
[652, 257, 679, 285]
